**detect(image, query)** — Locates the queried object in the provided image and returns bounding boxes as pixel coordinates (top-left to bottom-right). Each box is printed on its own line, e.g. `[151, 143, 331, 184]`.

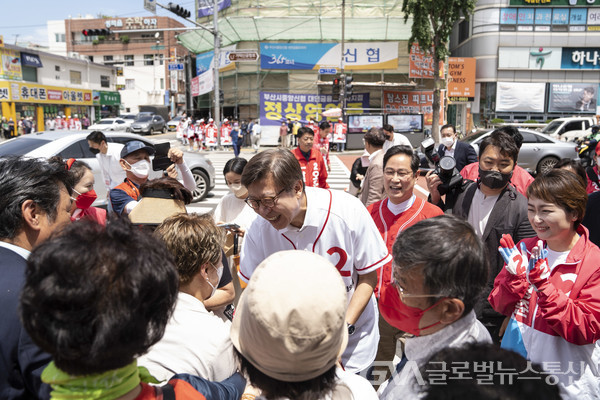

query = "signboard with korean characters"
[408, 43, 444, 79]
[382, 90, 446, 125]
[0, 81, 92, 105]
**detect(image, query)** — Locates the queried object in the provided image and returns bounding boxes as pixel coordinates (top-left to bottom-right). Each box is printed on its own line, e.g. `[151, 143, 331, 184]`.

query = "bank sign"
[260, 42, 398, 70]
[498, 47, 600, 69]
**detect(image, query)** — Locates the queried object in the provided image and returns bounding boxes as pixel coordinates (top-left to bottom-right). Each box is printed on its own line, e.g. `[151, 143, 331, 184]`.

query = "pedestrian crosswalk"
[185, 149, 351, 215]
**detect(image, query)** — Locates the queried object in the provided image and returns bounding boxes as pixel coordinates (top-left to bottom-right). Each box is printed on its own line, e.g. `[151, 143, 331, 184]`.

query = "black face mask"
[89, 147, 100, 155]
[479, 167, 512, 189]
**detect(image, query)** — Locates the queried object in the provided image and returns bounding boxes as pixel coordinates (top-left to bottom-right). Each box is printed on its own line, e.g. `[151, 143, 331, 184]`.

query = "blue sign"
[260, 43, 337, 70]
[318, 68, 337, 75]
[197, 0, 231, 18]
[21, 52, 43, 68]
[517, 9, 534, 25]
[561, 48, 600, 69]
[570, 8, 587, 25]
[500, 8, 517, 24]
[168, 63, 184, 71]
[552, 8, 569, 25]
[535, 9, 552, 25]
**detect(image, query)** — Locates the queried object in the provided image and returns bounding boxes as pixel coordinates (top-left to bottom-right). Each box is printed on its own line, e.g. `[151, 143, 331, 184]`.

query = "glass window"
[158, 54, 164, 65]
[0, 137, 52, 156]
[104, 55, 113, 62]
[22, 66, 38, 82]
[124, 54, 134, 66]
[55, 65, 61, 72]
[70, 70, 82, 85]
[58, 141, 86, 159]
[101, 75, 110, 88]
[520, 131, 538, 144]
[160, 78, 164, 89]
[125, 79, 135, 90]
[144, 54, 154, 66]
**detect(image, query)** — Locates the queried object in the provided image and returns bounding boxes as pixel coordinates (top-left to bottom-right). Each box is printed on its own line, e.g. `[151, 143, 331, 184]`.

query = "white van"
[541, 117, 596, 142]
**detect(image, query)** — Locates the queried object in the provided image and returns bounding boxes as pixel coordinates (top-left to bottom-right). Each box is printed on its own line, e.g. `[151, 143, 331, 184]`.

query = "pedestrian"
[7, 118, 15, 137]
[81, 114, 90, 129]
[246, 119, 254, 148]
[279, 120, 288, 148]
[231, 122, 241, 157]
[1, 117, 9, 139]
[250, 119, 261, 153]
[291, 127, 329, 188]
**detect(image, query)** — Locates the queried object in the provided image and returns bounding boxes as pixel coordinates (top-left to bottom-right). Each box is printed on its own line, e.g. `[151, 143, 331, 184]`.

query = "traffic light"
[344, 76, 354, 96]
[332, 77, 340, 95]
[82, 29, 112, 37]
[219, 90, 224, 103]
[167, 2, 192, 18]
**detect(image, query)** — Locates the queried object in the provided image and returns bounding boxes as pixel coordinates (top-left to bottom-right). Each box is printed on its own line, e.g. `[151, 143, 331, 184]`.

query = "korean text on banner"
[447, 57, 476, 102]
[548, 83, 599, 113]
[191, 70, 214, 97]
[0, 81, 92, 105]
[196, 44, 237, 75]
[260, 42, 398, 71]
[260, 92, 370, 127]
[382, 90, 445, 126]
[0, 48, 22, 80]
[408, 43, 444, 79]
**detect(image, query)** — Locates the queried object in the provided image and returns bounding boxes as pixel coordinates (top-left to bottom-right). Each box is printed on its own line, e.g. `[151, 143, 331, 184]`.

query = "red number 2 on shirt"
[327, 247, 350, 276]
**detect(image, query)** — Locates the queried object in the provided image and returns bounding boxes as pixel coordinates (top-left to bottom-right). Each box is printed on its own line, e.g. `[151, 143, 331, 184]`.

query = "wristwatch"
[347, 323, 356, 336]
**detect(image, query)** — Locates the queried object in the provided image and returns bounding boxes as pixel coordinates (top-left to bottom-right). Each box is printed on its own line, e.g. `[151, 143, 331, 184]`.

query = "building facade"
[0, 43, 116, 132]
[450, 0, 600, 128]
[63, 16, 190, 116]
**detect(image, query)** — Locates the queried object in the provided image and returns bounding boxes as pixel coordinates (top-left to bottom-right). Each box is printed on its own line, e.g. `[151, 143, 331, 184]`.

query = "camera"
[420, 138, 463, 195]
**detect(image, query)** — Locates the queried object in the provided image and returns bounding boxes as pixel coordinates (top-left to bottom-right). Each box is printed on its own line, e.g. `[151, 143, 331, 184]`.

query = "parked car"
[0, 131, 216, 203]
[540, 116, 596, 142]
[167, 116, 184, 131]
[462, 128, 579, 175]
[128, 112, 167, 135]
[119, 114, 137, 129]
[87, 118, 128, 131]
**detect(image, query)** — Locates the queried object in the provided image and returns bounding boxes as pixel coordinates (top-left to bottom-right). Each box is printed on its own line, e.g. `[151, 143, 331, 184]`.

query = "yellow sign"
[0, 48, 22, 80]
[0, 81, 93, 105]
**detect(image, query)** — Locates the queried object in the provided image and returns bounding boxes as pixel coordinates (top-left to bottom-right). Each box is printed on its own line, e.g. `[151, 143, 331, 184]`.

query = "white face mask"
[126, 159, 151, 179]
[228, 183, 248, 199]
[206, 264, 224, 298]
[441, 137, 455, 148]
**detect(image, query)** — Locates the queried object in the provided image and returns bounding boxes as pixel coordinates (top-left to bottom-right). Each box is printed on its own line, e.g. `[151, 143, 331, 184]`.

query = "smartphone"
[152, 142, 172, 171]
[217, 223, 241, 230]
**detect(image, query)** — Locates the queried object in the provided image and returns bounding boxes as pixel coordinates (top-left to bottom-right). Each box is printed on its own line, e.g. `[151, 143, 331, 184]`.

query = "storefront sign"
[382, 90, 446, 125]
[495, 82, 546, 113]
[195, 44, 237, 75]
[259, 91, 370, 126]
[21, 52, 43, 68]
[548, 83, 599, 112]
[561, 47, 600, 68]
[0, 81, 92, 105]
[510, 0, 597, 5]
[100, 91, 120, 105]
[447, 57, 476, 102]
[260, 42, 398, 71]
[0, 48, 22, 80]
[408, 43, 444, 79]
[498, 47, 562, 69]
[105, 17, 158, 29]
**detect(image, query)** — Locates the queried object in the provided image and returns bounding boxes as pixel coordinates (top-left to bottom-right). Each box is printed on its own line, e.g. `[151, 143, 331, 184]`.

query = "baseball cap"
[209, 118, 214, 122]
[224, 118, 228, 122]
[230, 250, 348, 382]
[120, 140, 156, 159]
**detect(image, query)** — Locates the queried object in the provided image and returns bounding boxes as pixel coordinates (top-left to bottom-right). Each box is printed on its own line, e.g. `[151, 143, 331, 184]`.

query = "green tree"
[402, 0, 475, 144]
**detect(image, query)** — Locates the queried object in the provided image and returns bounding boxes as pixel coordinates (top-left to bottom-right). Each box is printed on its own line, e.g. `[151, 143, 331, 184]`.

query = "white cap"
[209, 118, 214, 122]
[224, 118, 228, 122]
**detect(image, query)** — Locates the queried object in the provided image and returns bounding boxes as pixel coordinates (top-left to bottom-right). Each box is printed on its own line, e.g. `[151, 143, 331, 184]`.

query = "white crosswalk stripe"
[185, 150, 351, 215]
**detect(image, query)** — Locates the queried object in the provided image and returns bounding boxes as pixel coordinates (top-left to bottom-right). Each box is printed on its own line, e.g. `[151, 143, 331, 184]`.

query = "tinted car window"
[0, 138, 52, 156]
[520, 131, 538, 144]
[58, 141, 87, 158]
[111, 137, 154, 148]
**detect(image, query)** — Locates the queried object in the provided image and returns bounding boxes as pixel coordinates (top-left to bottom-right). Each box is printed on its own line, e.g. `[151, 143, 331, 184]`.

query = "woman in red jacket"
[66, 158, 107, 225]
[489, 169, 600, 399]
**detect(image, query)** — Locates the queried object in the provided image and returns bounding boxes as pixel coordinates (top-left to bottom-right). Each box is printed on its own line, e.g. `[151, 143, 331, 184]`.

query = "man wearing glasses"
[239, 149, 392, 376]
[376, 215, 492, 399]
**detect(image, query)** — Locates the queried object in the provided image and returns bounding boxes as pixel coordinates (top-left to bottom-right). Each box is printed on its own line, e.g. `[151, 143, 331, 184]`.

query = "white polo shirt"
[240, 187, 392, 373]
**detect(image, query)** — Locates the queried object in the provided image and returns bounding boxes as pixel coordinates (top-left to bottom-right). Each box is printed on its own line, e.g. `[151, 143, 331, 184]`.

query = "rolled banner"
[321, 107, 342, 118]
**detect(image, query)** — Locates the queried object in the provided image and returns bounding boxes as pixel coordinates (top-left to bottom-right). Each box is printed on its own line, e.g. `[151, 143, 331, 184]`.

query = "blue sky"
[0, 0, 195, 46]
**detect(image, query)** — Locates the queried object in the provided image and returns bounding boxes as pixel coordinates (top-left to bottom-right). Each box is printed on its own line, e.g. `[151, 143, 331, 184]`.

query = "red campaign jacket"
[313, 134, 330, 166]
[586, 165, 600, 194]
[489, 225, 600, 345]
[137, 381, 206, 399]
[367, 197, 444, 297]
[292, 147, 329, 189]
[461, 162, 534, 197]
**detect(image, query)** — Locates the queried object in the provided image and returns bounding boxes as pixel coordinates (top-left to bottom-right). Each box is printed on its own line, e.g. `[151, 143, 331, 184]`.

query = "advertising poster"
[495, 82, 546, 112]
[195, 44, 237, 75]
[0, 48, 22, 80]
[382, 90, 446, 125]
[447, 57, 476, 102]
[197, 0, 231, 18]
[348, 115, 384, 134]
[191, 70, 214, 97]
[259, 42, 398, 70]
[259, 92, 370, 127]
[548, 82, 599, 113]
[408, 43, 444, 79]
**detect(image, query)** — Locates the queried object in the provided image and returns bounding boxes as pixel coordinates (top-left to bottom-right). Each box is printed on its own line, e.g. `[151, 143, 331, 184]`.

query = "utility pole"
[213, 0, 221, 145]
[340, 0, 346, 122]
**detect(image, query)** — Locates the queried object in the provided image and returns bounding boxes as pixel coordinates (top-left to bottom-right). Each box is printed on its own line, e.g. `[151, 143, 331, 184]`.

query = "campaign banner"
[495, 82, 546, 113]
[408, 43, 444, 79]
[195, 44, 237, 75]
[548, 83, 599, 113]
[197, 0, 231, 18]
[260, 42, 398, 71]
[259, 92, 370, 127]
[191, 70, 214, 97]
[509, 0, 595, 5]
[382, 90, 445, 126]
[0, 48, 22, 80]
[447, 57, 476, 102]
[561, 48, 600, 69]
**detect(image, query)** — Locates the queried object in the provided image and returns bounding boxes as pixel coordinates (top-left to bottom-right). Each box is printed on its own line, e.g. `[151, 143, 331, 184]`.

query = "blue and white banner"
[197, 0, 231, 18]
[260, 42, 398, 70]
[561, 47, 600, 69]
[195, 44, 237, 75]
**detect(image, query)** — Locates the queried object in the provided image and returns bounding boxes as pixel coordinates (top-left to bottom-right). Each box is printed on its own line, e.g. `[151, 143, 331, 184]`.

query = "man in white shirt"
[382, 123, 412, 154]
[250, 119, 262, 153]
[239, 149, 392, 375]
[377, 215, 492, 399]
[87, 130, 126, 193]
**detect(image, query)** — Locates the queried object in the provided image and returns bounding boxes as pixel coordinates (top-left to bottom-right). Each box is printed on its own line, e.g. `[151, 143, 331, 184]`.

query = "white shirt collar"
[368, 149, 382, 162]
[0, 240, 31, 260]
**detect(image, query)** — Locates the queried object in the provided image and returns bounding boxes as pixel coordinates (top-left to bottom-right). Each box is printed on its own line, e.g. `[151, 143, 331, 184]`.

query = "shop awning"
[21, 52, 43, 68]
[177, 16, 413, 54]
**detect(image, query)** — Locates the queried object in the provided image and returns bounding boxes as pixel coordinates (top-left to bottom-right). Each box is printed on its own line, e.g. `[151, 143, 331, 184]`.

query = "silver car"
[0, 131, 216, 204]
[128, 113, 167, 135]
[462, 129, 579, 175]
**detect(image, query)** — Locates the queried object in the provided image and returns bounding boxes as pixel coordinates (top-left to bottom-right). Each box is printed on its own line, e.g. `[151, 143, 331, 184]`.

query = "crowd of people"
[3, 119, 600, 400]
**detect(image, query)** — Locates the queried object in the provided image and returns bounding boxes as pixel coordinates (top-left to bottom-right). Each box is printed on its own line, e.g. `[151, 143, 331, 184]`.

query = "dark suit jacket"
[438, 141, 478, 173]
[436, 181, 536, 319]
[0, 246, 51, 399]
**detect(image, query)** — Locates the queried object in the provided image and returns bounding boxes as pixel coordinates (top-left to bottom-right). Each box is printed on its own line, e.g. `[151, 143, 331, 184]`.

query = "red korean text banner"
[408, 43, 444, 79]
[383, 90, 445, 126]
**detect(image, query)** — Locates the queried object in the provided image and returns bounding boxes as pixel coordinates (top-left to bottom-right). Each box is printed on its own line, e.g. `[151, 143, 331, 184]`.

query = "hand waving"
[498, 234, 529, 276]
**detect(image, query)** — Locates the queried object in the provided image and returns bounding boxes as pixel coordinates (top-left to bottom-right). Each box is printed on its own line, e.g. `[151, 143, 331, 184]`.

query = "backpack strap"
[160, 382, 176, 400]
[586, 166, 599, 187]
